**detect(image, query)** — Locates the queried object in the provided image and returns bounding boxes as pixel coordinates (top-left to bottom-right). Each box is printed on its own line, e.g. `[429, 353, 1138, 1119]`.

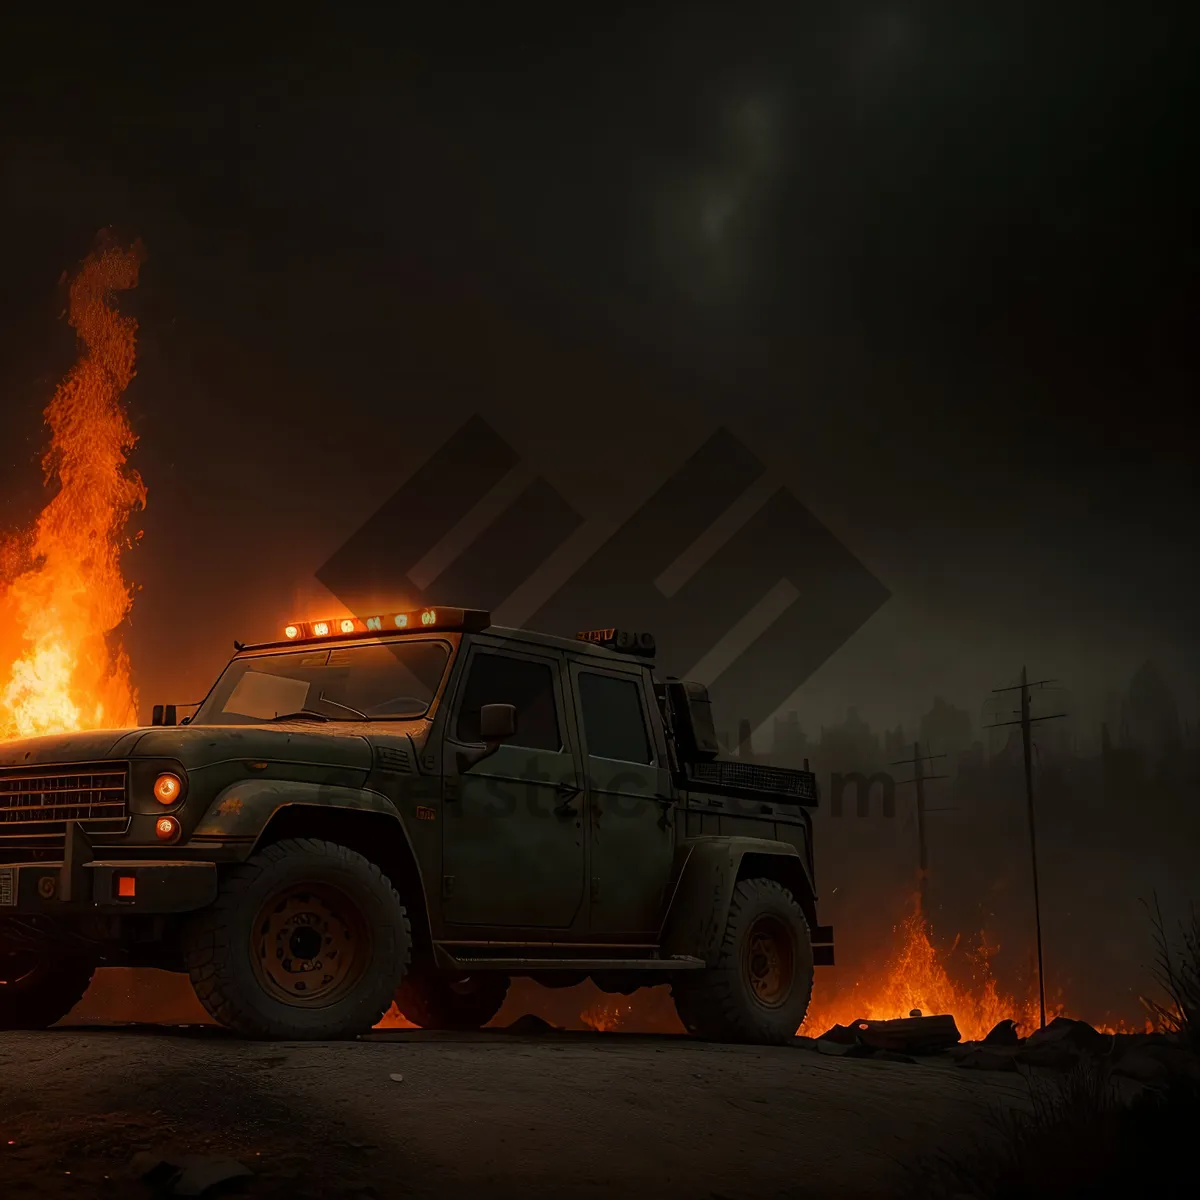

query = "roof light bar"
[281, 607, 490, 643]
[576, 628, 657, 658]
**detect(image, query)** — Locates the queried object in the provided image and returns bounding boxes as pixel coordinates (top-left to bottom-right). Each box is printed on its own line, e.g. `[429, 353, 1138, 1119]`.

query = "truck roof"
[484, 625, 651, 667]
[238, 607, 653, 668]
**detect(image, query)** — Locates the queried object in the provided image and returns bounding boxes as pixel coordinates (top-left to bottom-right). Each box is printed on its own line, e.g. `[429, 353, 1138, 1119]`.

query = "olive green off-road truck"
[0, 606, 833, 1043]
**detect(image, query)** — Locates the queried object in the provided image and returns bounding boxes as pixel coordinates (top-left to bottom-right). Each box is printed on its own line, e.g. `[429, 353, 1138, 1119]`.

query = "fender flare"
[191, 779, 403, 839]
[658, 836, 818, 965]
[190, 779, 432, 951]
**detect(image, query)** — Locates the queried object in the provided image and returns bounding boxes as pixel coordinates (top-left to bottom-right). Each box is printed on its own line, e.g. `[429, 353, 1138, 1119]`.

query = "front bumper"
[0, 859, 217, 915]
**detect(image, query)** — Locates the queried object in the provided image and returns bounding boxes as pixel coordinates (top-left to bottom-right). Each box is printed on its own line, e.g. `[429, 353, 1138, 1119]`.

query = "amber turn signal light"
[155, 816, 180, 842]
[153, 773, 182, 805]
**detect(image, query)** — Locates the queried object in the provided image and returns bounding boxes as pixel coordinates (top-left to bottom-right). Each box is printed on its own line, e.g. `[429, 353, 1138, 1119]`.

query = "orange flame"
[374, 1003, 418, 1029]
[800, 900, 1065, 1041]
[0, 238, 147, 741]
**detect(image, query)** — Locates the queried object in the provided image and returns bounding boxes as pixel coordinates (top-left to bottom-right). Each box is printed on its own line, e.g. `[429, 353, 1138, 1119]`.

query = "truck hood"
[0, 728, 147, 767]
[0, 721, 427, 773]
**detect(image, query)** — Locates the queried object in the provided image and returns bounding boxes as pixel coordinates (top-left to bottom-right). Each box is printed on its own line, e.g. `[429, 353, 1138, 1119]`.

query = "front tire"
[0, 952, 95, 1030]
[672, 877, 814, 1045]
[184, 838, 411, 1039]
[395, 972, 510, 1030]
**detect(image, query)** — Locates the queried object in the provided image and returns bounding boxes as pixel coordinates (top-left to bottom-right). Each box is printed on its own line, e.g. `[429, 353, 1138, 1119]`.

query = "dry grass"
[910, 895, 1200, 1199]
[1142, 895, 1200, 1051]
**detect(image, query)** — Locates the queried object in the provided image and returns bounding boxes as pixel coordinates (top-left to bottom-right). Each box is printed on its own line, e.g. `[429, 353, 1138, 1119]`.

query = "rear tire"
[184, 838, 411, 1039]
[672, 877, 814, 1045]
[0, 952, 95, 1030]
[395, 972, 510, 1030]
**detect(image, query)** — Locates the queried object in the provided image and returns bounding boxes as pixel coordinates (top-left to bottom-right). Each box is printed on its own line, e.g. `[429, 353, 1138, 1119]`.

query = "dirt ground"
[0, 975, 1038, 1200]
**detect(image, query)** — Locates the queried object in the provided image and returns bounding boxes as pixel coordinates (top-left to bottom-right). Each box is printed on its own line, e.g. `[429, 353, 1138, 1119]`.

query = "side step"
[436, 952, 707, 973]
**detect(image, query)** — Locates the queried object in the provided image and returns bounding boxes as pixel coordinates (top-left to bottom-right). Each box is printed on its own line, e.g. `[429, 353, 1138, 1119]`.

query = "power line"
[984, 666, 1066, 1031]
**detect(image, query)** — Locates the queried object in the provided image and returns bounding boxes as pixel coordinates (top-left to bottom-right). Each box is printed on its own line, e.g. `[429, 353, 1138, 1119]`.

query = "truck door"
[441, 645, 586, 931]
[569, 663, 674, 939]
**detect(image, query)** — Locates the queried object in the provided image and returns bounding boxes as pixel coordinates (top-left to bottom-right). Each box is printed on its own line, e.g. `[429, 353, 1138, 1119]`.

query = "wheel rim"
[743, 915, 795, 1008]
[251, 882, 371, 1007]
[0, 952, 38, 988]
[448, 976, 482, 997]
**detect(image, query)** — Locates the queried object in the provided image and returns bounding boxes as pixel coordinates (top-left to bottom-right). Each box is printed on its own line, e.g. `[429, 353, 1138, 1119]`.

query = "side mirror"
[479, 703, 516, 742]
[151, 705, 177, 727]
[455, 703, 518, 774]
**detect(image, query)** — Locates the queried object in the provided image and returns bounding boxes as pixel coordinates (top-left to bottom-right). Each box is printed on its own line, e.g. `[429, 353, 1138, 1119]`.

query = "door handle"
[554, 781, 580, 815]
[654, 794, 674, 829]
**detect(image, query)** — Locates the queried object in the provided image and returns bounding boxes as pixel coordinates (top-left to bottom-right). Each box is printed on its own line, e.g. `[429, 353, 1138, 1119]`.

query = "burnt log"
[818, 1014, 961, 1055]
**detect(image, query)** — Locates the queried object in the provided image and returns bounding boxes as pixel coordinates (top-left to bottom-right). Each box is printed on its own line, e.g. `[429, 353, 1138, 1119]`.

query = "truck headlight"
[153, 772, 183, 805]
[155, 815, 182, 842]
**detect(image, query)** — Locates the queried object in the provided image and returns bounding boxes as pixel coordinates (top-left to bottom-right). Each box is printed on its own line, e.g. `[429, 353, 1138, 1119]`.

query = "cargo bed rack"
[680, 759, 819, 807]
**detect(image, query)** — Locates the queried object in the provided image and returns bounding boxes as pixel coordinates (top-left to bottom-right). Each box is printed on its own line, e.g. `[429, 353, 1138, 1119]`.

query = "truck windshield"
[193, 640, 451, 725]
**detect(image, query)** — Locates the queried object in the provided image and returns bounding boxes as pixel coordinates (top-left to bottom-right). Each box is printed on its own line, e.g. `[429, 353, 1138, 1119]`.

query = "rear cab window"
[576, 670, 654, 764]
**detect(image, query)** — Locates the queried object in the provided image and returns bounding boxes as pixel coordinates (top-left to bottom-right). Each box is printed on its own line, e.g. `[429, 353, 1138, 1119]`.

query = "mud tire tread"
[184, 837, 411, 1039]
[671, 876, 814, 1045]
[395, 972, 511, 1031]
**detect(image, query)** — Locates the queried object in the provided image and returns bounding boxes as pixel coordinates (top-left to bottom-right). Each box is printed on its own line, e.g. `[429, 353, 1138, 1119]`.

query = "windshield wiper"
[268, 709, 332, 722]
[316, 692, 368, 719]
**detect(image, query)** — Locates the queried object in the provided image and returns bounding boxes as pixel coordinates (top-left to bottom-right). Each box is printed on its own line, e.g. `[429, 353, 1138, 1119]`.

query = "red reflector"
[117, 875, 136, 898]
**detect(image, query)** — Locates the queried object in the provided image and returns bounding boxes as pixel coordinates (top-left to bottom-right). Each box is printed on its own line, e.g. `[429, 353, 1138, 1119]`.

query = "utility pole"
[891, 742, 951, 918]
[986, 667, 1066, 1031]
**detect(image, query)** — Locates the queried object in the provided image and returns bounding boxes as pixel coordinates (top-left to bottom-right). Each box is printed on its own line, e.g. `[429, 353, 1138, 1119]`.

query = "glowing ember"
[581, 1001, 630, 1033]
[0, 237, 147, 742]
[800, 900, 1063, 1041]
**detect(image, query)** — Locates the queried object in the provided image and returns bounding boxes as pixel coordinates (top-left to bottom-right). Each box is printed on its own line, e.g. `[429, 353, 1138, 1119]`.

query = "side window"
[578, 671, 653, 764]
[455, 653, 562, 752]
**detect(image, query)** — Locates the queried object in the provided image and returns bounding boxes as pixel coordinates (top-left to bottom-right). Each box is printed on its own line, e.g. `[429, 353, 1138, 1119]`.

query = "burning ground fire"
[0, 238, 146, 741]
[564, 900, 1152, 1039]
[561, 902, 1053, 1040]
[798, 900, 1058, 1041]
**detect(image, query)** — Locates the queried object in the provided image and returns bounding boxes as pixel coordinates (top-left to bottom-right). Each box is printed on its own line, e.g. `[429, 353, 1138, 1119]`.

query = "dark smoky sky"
[1, 4, 1197, 735]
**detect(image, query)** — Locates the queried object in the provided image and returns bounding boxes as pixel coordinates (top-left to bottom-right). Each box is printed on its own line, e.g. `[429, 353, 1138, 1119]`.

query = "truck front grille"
[0, 763, 129, 851]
